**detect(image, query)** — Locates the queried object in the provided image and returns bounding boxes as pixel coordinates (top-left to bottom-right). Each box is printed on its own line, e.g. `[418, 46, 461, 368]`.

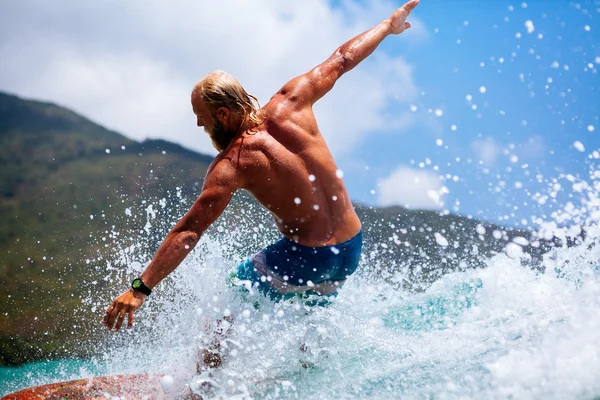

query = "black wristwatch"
[131, 278, 152, 296]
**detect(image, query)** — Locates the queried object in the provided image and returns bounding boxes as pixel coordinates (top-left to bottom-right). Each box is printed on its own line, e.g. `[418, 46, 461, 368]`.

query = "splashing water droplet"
[476, 224, 486, 235]
[513, 236, 530, 246]
[573, 141, 586, 152]
[525, 20, 535, 34]
[505, 242, 524, 258]
[435, 232, 449, 247]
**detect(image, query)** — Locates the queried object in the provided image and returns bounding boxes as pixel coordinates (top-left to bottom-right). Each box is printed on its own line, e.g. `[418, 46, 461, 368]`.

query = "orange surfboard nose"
[1, 374, 166, 400]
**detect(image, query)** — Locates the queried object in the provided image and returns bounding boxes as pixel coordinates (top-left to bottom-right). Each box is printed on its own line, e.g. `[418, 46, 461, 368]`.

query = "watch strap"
[131, 278, 152, 296]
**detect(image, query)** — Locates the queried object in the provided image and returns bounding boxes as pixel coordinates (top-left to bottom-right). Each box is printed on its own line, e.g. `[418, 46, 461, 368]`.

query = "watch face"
[132, 279, 142, 289]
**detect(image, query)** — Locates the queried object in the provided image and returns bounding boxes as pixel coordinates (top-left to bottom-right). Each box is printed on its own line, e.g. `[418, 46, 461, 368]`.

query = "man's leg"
[196, 255, 264, 373]
[197, 315, 233, 372]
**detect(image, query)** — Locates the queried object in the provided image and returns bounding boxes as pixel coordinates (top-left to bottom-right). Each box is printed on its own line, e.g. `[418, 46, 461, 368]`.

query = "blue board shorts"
[231, 230, 363, 304]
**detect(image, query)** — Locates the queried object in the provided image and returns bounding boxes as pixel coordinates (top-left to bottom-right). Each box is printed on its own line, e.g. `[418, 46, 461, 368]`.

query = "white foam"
[72, 162, 600, 399]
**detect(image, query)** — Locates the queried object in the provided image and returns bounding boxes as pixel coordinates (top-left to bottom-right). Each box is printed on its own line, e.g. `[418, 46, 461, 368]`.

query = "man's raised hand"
[389, 0, 420, 35]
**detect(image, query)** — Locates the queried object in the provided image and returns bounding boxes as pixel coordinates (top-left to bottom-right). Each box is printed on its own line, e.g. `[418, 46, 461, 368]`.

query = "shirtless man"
[103, 0, 419, 332]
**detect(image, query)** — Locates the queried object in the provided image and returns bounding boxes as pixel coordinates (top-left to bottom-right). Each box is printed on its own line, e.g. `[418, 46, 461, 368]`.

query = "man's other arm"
[102, 157, 238, 331]
[278, 0, 419, 106]
[138, 159, 237, 289]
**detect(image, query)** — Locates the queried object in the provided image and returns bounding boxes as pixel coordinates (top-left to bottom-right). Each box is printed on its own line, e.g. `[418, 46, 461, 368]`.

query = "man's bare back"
[215, 92, 362, 246]
[103, 0, 419, 332]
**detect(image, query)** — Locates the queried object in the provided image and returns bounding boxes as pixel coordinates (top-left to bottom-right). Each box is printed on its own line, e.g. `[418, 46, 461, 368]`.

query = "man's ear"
[216, 107, 229, 123]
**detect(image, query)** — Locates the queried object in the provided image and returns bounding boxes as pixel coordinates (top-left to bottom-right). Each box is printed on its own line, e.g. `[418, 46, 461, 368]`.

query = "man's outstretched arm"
[102, 158, 238, 331]
[279, 0, 419, 106]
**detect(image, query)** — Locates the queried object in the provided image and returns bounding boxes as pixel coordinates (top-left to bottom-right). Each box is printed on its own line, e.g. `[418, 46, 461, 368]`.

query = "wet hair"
[193, 71, 262, 133]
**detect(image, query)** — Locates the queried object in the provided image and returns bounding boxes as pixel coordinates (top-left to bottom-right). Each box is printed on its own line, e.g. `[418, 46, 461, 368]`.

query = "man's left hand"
[102, 290, 146, 331]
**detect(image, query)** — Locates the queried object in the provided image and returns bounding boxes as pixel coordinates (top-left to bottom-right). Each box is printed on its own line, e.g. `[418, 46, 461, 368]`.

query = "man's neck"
[237, 116, 257, 135]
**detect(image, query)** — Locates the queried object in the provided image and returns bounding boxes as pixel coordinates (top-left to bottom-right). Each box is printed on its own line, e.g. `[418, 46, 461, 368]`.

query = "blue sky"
[0, 0, 598, 227]
[342, 0, 600, 226]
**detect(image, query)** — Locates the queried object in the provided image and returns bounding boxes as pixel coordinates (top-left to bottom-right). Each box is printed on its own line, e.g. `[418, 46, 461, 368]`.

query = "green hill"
[0, 91, 553, 365]
[0, 92, 215, 365]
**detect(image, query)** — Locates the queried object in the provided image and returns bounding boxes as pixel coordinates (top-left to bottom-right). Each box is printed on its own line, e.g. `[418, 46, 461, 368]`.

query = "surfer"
[103, 0, 419, 332]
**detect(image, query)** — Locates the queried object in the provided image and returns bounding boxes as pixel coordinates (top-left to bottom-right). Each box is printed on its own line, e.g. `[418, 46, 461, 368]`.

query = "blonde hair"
[193, 71, 263, 128]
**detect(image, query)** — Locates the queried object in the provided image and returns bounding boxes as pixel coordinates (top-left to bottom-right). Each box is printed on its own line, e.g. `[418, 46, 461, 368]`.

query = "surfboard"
[1, 374, 167, 400]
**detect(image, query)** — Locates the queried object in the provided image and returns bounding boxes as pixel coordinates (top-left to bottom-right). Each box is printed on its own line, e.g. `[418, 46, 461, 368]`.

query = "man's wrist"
[382, 18, 393, 35]
[129, 288, 148, 298]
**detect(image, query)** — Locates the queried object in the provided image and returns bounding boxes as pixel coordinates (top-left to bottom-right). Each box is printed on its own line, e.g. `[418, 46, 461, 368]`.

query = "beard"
[207, 118, 237, 152]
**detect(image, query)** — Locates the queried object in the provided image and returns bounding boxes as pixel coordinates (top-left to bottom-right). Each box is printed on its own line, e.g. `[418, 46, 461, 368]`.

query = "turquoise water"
[0, 359, 105, 396]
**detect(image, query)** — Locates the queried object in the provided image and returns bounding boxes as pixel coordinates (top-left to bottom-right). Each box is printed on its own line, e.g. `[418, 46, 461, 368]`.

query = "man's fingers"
[105, 306, 119, 330]
[127, 310, 135, 329]
[103, 303, 116, 327]
[403, 0, 420, 12]
[103, 305, 135, 331]
[114, 309, 127, 332]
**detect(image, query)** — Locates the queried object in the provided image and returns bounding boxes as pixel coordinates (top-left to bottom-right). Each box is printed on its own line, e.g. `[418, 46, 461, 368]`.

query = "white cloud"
[0, 0, 424, 157]
[377, 166, 445, 209]
[471, 137, 501, 165]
